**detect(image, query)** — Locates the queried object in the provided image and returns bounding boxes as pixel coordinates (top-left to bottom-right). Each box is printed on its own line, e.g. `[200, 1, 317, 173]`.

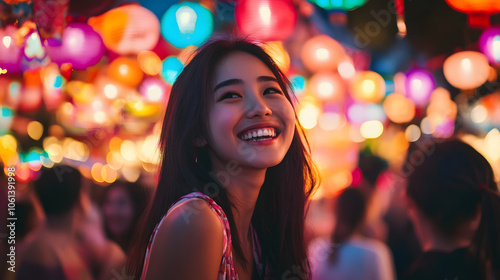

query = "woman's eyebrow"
[214, 78, 243, 91]
[214, 76, 278, 91]
[257, 76, 278, 83]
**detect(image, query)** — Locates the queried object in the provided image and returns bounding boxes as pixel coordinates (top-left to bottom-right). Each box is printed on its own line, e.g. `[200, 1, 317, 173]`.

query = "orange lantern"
[89, 4, 160, 55]
[301, 35, 346, 73]
[308, 72, 346, 102]
[443, 51, 490, 90]
[445, 0, 500, 28]
[108, 57, 144, 88]
[350, 71, 385, 103]
[383, 93, 415, 124]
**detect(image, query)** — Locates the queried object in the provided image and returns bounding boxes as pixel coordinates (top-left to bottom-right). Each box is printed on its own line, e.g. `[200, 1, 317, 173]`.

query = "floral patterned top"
[140, 192, 265, 280]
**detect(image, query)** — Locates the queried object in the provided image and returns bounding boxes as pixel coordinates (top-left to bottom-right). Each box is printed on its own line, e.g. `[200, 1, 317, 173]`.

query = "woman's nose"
[245, 91, 272, 118]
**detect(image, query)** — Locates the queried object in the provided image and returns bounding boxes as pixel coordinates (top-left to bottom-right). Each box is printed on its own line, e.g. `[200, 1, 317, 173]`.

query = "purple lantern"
[479, 26, 500, 65]
[405, 69, 435, 107]
[0, 26, 24, 75]
[45, 23, 105, 70]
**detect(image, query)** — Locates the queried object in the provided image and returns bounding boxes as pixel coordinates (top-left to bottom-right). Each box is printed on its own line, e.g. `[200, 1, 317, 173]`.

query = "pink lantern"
[405, 69, 435, 106]
[235, 0, 297, 42]
[45, 23, 105, 70]
[479, 26, 500, 65]
[0, 26, 24, 74]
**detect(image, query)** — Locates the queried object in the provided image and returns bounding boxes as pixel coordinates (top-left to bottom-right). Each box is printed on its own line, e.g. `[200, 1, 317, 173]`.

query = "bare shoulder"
[143, 198, 225, 280]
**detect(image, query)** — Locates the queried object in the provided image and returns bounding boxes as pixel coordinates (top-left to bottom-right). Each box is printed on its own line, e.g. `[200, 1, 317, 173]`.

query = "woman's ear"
[194, 138, 207, 147]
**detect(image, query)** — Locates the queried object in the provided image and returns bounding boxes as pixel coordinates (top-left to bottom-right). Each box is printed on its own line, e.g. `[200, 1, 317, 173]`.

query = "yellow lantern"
[350, 71, 385, 103]
[301, 35, 345, 72]
[443, 51, 490, 90]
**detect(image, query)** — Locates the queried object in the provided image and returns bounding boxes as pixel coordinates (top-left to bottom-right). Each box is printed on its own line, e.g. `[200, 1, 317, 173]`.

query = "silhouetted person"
[404, 139, 500, 280]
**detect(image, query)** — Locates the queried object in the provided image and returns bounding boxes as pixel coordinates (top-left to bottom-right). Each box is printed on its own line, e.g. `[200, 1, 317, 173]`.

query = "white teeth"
[239, 127, 278, 141]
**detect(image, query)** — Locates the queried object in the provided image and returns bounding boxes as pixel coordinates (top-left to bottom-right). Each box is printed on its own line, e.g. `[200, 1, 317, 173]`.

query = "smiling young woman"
[126, 38, 319, 280]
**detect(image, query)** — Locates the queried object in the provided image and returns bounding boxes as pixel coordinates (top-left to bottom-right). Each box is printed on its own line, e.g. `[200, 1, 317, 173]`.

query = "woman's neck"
[212, 165, 266, 243]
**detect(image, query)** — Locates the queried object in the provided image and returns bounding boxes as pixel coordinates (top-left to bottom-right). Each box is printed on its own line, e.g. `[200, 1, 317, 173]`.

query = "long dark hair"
[329, 187, 367, 264]
[405, 138, 500, 279]
[126, 38, 318, 278]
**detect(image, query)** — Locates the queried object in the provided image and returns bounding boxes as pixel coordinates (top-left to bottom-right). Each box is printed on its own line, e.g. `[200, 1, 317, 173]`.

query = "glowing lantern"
[346, 103, 385, 124]
[479, 26, 500, 65]
[262, 42, 290, 72]
[235, 0, 297, 42]
[443, 51, 490, 90]
[108, 57, 144, 88]
[351, 71, 385, 103]
[18, 87, 43, 112]
[137, 50, 162, 75]
[301, 35, 346, 72]
[445, 0, 500, 28]
[88, 4, 160, 54]
[0, 26, 23, 74]
[161, 2, 213, 48]
[308, 72, 346, 102]
[309, 0, 367, 10]
[405, 69, 434, 106]
[44, 23, 105, 70]
[383, 93, 415, 123]
[140, 78, 169, 103]
[161, 56, 184, 85]
[360, 120, 384, 139]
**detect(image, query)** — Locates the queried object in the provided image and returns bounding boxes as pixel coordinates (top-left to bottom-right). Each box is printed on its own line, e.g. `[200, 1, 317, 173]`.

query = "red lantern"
[235, 0, 297, 42]
[445, 0, 500, 28]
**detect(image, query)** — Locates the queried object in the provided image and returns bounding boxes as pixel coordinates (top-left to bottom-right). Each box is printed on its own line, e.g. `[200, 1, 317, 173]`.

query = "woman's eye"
[264, 87, 282, 95]
[219, 92, 241, 101]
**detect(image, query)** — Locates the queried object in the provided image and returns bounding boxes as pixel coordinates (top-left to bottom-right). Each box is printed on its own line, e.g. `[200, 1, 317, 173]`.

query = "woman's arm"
[142, 199, 225, 280]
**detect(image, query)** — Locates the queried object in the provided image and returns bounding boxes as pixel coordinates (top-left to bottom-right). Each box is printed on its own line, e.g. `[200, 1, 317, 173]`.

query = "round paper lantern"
[301, 35, 346, 72]
[383, 93, 415, 123]
[0, 26, 23, 74]
[350, 71, 385, 103]
[443, 51, 490, 90]
[479, 26, 500, 65]
[88, 4, 160, 55]
[235, 0, 297, 42]
[308, 72, 346, 102]
[44, 23, 105, 70]
[140, 78, 169, 103]
[309, 0, 367, 10]
[346, 103, 385, 124]
[161, 56, 184, 85]
[445, 0, 500, 28]
[161, 2, 213, 49]
[405, 69, 434, 106]
[108, 57, 144, 88]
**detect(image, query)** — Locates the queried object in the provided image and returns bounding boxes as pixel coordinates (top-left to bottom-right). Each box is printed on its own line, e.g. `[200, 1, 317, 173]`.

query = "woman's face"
[103, 186, 135, 237]
[206, 51, 295, 171]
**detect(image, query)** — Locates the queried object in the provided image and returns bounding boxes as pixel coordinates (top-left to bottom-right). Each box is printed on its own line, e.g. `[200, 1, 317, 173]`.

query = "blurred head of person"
[329, 187, 367, 263]
[34, 165, 82, 219]
[404, 139, 500, 278]
[100, 181, 150, 253]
